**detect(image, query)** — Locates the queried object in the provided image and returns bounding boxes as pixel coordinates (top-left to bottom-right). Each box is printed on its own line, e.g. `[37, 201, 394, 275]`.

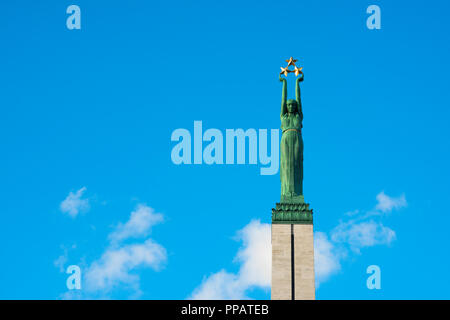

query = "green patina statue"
[272, 57, 313, 224]
[279, 73, 304, 202]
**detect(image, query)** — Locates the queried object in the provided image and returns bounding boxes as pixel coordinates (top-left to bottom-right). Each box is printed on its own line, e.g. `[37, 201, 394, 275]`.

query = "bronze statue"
[279, 58, 304, 202]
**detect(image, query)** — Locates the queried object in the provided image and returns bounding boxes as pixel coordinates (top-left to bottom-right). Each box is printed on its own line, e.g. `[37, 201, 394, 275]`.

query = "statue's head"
[287, 99, 298, 113]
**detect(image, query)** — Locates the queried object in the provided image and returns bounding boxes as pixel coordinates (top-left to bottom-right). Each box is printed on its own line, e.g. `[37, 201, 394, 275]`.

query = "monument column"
[271, 58, 315, 300]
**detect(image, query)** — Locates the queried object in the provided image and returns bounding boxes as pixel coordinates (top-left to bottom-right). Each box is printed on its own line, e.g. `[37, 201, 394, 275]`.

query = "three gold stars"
[279, 57, 303, 77]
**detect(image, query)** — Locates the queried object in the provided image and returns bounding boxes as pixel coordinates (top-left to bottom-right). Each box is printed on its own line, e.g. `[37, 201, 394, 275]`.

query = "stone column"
[271, 201, 315, 300]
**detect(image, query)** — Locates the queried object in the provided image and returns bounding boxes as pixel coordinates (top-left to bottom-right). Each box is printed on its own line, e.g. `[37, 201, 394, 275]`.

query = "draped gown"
[280, 112, 303, 198]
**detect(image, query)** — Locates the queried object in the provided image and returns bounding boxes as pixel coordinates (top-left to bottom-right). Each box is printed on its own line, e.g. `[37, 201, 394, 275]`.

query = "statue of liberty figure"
[272, 58, 313, 223]
[279, 66, 304, 202]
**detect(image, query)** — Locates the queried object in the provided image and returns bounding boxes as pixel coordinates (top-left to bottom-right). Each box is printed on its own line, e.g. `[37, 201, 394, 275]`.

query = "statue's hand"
[279, 74, 286, 82]
[296, 73, 304, 82]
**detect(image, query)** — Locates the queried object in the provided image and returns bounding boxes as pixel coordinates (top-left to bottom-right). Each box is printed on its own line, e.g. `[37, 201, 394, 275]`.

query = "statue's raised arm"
[280, 74, 287, 118]
[295, 74, 304, 120]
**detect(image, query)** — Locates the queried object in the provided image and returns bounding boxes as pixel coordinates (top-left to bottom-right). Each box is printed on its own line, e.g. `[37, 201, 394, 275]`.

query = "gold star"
[285, 57, 298, 67]
[280, 66, 291, 76]
[293, 66, 303, 76]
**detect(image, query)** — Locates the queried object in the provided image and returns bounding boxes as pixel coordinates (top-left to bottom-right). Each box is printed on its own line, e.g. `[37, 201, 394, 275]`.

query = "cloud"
[61, 204, 166, 299]
[234, 220, 271, 289]
[331, 220, 396, 253]
[190, 270, 242, 300]
[325, 191, 404, 255]
[54, 244, 77, 273]
[314, 191, 405, 286]
[60, 187, 89, 218]
[84, 239, 167, 296]
[108, 204, 163, 243]
[314, 232, 341, 287]
[375, 191, 407, 213]
[54, 251, 68, 273]
[189, 220, 271, 300]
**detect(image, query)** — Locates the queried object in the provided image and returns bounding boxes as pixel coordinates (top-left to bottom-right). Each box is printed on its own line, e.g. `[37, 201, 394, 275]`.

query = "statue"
[272, 57, 313, 224]
[279, 57, 304, 202]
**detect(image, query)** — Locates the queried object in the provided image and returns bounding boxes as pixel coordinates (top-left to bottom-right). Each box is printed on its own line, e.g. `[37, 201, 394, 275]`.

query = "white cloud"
[312, 191, 405, 285]
[54, 252, 68, 273]
[314, 232, 341, 287]
[61, 204, 167, 299]
[190, 270, 243, 300]
[60, 187, 89, 218]
[375, 191, 407, 213]
[84, 239, 167, 295]
[234, 220, 271, 289]
[331, 220, 396, 253]
[108, 204, 163, 243]
[189, 220, 271, 300]
[54, 244, 77, 273]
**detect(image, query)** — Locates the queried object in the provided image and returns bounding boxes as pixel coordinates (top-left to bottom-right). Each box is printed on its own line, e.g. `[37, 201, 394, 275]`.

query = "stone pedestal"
[271, 201, 315, 300]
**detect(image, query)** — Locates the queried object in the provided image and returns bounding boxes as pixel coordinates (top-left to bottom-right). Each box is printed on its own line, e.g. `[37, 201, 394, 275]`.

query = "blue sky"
[1, 0, 449, 299]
